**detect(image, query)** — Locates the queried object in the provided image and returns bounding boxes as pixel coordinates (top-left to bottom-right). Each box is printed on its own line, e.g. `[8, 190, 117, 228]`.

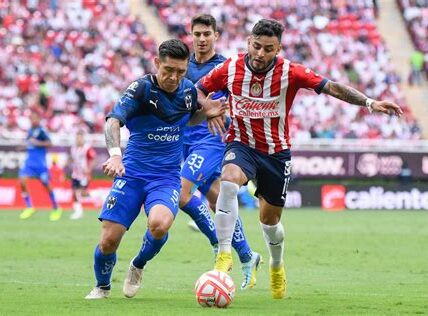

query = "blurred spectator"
[408, 50, 425, 85]
[397, 0, 428, 77]
[0, 0, 157, 134]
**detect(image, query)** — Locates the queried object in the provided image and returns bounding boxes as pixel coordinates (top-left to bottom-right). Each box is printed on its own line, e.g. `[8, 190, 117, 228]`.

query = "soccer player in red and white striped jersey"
[196, 18, 403, 299]
[69, 129, 96, 219]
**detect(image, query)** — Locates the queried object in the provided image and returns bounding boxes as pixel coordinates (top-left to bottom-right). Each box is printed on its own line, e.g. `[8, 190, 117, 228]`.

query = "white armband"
[108, 147, 122, 157]
[365, 98, 375, 113]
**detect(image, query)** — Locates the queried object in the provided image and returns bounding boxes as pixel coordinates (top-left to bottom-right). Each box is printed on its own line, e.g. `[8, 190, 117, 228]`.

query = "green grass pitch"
[0, 209, 427, 315]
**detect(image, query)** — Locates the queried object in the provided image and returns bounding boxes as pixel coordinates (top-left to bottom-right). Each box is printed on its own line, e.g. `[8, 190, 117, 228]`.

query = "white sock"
[261, 222, 285, 267]
[73, 202, 83, 214]
[215, 181, 240, 253]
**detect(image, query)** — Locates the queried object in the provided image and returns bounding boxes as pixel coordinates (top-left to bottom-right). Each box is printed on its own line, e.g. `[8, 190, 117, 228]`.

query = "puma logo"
[150, 99, 158, 109]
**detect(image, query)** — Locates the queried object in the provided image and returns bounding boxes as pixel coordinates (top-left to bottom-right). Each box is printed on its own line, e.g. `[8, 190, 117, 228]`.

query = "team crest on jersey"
[106, 196, 117, 210]
[185, 94, 192, 110]
[225, 151, 236, 161]
[250, 82, 262, 96]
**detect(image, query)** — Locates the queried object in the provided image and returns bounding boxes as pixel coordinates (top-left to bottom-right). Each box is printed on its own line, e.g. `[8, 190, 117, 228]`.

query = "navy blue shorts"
[72, 178, 89, 189]
[222, 141, 291, 207]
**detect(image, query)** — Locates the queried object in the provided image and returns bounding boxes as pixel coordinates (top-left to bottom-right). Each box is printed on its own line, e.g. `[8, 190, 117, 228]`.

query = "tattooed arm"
[102, 117, 125, 177]
[321, 81, 403, 117]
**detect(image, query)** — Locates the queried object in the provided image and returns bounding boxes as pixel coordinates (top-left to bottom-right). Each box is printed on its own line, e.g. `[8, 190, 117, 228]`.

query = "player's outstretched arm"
[102, 117, 125, 178]
[194, 88, 228, 135]
[190, 91, 227, 127]
[321, 81, 403, 117]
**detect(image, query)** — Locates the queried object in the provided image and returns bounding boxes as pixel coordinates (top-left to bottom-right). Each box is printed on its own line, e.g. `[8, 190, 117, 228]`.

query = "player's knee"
[148, 220, 171, 239]
[99, 236, 120, 254]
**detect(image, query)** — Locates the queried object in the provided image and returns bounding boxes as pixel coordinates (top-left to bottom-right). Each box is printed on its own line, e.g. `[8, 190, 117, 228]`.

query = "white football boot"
[123, 259, 143, 298]
[85, 287, 110, 299]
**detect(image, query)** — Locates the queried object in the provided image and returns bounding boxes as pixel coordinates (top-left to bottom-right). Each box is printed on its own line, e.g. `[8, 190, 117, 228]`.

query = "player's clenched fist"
[102, 156, 125, 177]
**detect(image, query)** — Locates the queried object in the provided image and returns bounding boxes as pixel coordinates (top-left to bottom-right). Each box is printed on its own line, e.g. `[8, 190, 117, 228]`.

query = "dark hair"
[251, 19, 284, 41]
[158, 39, 190, 61]
[191, 14, 217, 32]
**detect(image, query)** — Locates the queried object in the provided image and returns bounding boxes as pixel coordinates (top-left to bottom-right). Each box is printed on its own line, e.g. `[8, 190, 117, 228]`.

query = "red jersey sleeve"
[196, 58, 231, 94]
[290, 63, 328, 94]
[86, 147, 96, 161]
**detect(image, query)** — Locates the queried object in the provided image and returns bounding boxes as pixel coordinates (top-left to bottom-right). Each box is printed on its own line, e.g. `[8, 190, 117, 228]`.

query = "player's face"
[155, 56, 188, 93]
[191, 24, 218, 55]
[30, 113, 41, 127]
[76, 133, 84, 146]
[247, 35, 281, 72]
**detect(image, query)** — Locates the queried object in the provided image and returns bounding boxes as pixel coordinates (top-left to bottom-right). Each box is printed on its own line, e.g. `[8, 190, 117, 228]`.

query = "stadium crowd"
[150, 0, 422, 140]
[0, 0, 422, 140]
[397, 0, 428, 76]
[0, 0, 156, 135]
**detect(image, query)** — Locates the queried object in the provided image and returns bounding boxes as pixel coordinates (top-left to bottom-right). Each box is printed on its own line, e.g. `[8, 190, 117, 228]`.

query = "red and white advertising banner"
[0, 179, 113, 209]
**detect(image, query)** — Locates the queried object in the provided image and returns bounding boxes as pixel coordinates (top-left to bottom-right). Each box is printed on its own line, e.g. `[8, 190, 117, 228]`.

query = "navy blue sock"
[22, 193, 32, 208]
[232, 217, 252, 263]
[132, 230, 168, 269]
[48, 191, 59, 209]
[94, 245, 116, 289]
[181, 196, 217, 246]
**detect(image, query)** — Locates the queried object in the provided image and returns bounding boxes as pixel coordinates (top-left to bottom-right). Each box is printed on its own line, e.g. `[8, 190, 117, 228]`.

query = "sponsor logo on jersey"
[127, 81, 139, 92]
[233, 96, 279, 118]
[147, 126, 181, 142]
[124, 81, 139, 98]
[115, 179, 127, 189]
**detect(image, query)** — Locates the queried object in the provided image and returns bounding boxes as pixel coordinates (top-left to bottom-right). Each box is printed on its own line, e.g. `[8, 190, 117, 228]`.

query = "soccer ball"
[194, 270, 235, 308]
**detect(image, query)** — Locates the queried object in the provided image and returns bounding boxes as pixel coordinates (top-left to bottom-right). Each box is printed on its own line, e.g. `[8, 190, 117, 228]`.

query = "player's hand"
[204, 92, 228, 117]
[372, 100, 403, 117]
[205, 92, 228, 135]
[102, 156, 125, 177]
[208, 115, 227, 136]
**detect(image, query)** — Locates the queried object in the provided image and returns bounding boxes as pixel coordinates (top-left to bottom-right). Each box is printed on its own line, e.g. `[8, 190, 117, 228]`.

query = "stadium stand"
[148, 0, 422, 140]
[396, 0, 428, 77]
[0, 0, 157, 134]
[0, 0, 423, 140]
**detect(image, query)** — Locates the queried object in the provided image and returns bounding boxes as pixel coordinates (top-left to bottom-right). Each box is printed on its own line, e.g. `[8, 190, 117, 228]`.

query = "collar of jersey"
[191, 52, 221, 65]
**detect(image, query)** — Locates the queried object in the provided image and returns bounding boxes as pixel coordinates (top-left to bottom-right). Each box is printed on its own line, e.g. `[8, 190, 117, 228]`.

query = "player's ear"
[154, 57, 160, 69]
[247, 36, 251, 48]
[214, 31, 220, 41]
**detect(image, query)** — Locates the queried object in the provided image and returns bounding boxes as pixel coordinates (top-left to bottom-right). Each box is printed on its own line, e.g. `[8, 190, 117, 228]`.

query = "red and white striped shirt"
[70, 144, 96, 182]
[198, 53, 327, 154]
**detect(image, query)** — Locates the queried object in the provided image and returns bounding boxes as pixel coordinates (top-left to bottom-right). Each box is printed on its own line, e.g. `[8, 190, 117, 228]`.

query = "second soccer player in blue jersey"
[180, 14, 261, 290]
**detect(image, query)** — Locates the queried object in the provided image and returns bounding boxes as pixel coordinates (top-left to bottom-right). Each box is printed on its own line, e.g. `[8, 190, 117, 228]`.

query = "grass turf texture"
[0, 209, 427, 315]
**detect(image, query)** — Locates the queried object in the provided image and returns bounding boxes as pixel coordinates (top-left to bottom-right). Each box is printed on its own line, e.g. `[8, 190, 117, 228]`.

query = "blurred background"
[0, 0, 427, 211]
